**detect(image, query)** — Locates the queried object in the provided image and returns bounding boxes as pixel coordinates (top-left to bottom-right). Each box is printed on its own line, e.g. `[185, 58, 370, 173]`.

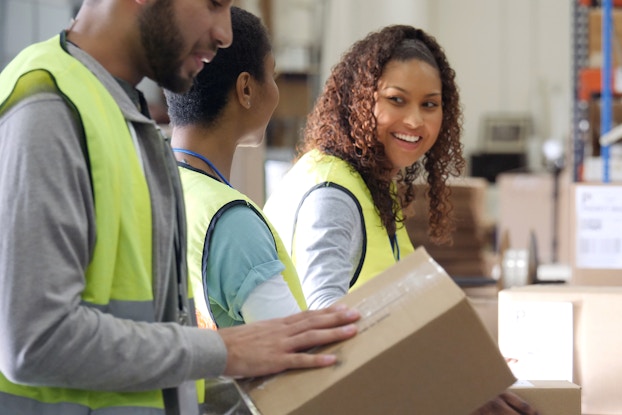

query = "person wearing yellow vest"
[264, 25, 464, 310]
[164, 7, 306, 330]
[264, 25, 540, 415]
[0, 1, 361, 414]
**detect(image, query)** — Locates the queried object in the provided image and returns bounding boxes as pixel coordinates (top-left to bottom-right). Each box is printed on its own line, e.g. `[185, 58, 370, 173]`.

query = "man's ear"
[236, 72, 253, 109]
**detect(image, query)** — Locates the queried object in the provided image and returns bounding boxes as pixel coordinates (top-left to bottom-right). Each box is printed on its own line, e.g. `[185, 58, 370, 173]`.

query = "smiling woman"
[373, 56, 443, 177]
[263, 24, 540, 414]
[264, 24, 465, 310]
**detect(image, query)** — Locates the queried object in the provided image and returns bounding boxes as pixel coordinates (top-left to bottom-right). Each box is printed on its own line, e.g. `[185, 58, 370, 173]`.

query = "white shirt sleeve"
[293, 186, 364, 310]
[241, 274, 301, 323]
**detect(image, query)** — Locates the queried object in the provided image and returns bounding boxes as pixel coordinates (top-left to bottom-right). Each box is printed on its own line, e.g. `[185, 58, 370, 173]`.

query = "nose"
[213, 9, 233, 49]
[404, 107, 423, 128]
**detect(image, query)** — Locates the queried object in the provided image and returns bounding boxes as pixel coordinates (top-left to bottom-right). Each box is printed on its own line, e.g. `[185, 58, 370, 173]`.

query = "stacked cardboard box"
[499, 285, 622, 415]
[405, 177, 494, 278]
[509, 380, 581, 415]
[588, 8, 622, 69]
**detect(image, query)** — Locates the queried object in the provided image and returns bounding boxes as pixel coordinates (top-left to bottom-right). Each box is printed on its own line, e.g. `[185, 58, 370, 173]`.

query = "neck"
[171, 125, 236, 183]
[67, 1, 146, 86]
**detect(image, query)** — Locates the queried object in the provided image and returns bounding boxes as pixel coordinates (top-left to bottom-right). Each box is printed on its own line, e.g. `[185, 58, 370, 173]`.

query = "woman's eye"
[388, 96, 403, 104]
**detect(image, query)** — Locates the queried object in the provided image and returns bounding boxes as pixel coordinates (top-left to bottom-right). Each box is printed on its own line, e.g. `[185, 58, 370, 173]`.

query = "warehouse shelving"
[573, 0, 622, 182]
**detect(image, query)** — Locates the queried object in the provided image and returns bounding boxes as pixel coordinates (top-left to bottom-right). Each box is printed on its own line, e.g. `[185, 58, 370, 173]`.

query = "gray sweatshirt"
[266, 186, 364, 310]
[0, 39, 226, 393]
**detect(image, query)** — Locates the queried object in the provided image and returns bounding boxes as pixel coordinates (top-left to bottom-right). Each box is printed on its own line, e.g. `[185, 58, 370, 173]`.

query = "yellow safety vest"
[0, 35, 202, 414]
[179, 165, 307, 329]
[275, 149, 415, 290]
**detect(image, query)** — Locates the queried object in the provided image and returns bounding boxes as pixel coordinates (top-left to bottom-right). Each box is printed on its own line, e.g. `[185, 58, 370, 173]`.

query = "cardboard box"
[570, 183, 622, 285]
[588, 9, 622, 68]
[509, 380, 581, 415]
[406, 177, 494, 277]
[496, 172, 572, 266]
[468, 296, 499, 343]
[240, 248, 516, 415]
[499, 285, 622, 415]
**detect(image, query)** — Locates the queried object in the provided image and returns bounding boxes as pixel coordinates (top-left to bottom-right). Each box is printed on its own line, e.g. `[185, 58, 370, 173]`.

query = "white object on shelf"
[583, 154, 622, 182]
[536, 263, 572, 282]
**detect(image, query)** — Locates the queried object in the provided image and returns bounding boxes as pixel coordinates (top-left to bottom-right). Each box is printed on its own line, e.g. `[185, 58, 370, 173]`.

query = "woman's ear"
[236, 72, 253, 109]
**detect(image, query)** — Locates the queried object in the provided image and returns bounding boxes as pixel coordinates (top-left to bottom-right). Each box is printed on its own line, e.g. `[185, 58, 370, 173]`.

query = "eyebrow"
[382, 85, 442, 97]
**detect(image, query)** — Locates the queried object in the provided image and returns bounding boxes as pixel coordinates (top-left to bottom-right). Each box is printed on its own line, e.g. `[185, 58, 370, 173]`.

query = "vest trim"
[201, 200, 260, 328]
[294, 183, 367, 288]
[179, 164, 307, 328]
[277, 150, 415, 289]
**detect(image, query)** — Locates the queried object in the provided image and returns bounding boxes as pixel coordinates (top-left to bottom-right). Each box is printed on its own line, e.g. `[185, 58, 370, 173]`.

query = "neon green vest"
[286, 150, 414, 290]
[179, 166, 307, 328]
[0, 35, 201, 414]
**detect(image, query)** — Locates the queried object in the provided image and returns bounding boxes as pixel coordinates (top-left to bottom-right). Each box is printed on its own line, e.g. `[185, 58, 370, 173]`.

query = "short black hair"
[165, 6, 271, 128]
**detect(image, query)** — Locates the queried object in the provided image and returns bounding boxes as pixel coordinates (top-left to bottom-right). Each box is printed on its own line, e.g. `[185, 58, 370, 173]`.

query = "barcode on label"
[580, 218, 602, 231]
[578, 238, 622, 255]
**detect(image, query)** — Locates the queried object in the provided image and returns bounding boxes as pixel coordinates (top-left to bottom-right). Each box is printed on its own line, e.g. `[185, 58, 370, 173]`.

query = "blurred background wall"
[0, 0, 572, 206]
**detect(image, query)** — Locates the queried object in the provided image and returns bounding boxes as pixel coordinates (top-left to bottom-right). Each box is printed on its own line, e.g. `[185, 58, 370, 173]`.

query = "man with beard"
[0, 1, 360, 414]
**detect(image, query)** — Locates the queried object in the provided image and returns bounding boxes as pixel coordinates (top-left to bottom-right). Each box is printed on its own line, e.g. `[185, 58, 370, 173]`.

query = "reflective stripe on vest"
[0, 35, 202, 413]
[179, 165, 307, 329]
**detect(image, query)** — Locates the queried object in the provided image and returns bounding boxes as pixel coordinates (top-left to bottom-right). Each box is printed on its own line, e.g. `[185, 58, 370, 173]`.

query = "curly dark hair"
[165, 6, 271, 128]
[300, 25, 465, 244]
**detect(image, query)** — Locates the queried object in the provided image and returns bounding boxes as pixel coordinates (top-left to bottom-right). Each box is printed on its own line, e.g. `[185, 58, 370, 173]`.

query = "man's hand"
[218, 304, 360, 378]
[470, 391, 539, 415]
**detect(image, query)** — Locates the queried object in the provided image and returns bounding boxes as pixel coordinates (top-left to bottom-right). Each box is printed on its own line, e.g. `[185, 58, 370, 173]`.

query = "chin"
[158, 71, 193, 94]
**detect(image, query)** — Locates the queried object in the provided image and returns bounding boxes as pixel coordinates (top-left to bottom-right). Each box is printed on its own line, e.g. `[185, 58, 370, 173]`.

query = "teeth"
[201, 58, 210, 63]
[394, 133, 421, 143]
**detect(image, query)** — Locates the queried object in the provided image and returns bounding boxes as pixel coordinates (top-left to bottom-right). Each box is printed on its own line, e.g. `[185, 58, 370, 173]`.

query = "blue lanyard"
[389, 234, 400, 261]
[172, 148, 232, 188]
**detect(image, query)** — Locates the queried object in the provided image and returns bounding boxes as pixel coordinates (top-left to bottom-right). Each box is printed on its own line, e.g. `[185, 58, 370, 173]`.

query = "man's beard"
[138, 0, 190, 93]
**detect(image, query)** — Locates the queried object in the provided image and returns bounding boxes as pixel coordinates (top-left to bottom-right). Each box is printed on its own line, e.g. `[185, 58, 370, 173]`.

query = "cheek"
[424, 118, 444, 153]
[427, 112, 443, 137]
[373, 105, 392, 133]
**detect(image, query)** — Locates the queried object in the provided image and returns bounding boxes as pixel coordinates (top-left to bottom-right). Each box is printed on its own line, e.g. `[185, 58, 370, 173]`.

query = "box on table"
[468, 296, 499, 343]
[570, 183, 622, 285]
[496, 172, 573, 267]
[499, 285, 622, 415]
[240, 248, 515, 415]
[509, 380, 581, 415]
